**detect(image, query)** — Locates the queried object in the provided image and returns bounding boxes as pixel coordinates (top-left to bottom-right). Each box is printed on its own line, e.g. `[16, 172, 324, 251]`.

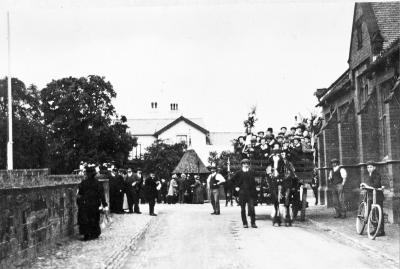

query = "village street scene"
[0, 1, 399, 269]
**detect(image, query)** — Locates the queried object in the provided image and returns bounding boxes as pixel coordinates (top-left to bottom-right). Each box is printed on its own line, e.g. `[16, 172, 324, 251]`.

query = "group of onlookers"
[76, 162, 210, 240]
[166, 173, 206, 204]
[234, 125, 315, 161]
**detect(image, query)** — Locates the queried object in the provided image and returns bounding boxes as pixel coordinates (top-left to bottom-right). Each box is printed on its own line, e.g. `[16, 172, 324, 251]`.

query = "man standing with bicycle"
[363, 161, 385, 236]
[328, 158, 347, 218]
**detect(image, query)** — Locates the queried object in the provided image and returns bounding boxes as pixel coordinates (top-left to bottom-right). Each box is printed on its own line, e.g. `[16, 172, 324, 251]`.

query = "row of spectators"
[234, 125, 315, 161]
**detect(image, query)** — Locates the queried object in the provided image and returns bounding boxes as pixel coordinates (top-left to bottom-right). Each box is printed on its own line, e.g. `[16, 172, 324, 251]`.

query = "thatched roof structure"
[173, 149, 209, 174]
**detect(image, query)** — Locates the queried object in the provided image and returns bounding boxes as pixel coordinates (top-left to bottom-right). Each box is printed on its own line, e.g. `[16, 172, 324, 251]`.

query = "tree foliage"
[142, 141, 187, 179]
[41, 75, 137, 173]
[207, 150, 241, 177]
[0, 77, 48, 169]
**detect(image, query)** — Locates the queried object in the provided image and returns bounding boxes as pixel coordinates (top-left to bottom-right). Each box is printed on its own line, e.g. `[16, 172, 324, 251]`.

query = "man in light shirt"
[328, 158, 347, 218]
[207, 165, 226, 215]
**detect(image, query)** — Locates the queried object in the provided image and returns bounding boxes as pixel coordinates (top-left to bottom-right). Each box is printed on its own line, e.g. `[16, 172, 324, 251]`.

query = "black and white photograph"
[0, 0, 399, 268]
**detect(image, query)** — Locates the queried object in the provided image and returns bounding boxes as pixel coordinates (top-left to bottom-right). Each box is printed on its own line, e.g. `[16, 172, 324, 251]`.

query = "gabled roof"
[154, 116, 209, 136]
[348, 2, 400, 62]
[126, 117, 206, 136]
[316, 69, 351, 106]
[370, 2, 400, 50]
[173, 149, 209, 174]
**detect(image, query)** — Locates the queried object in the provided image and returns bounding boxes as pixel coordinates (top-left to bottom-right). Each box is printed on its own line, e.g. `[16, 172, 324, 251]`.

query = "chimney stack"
[170, 103, 178, 111]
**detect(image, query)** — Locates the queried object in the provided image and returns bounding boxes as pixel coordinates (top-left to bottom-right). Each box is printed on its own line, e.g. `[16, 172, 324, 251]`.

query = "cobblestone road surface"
[122, 203, 398, 269]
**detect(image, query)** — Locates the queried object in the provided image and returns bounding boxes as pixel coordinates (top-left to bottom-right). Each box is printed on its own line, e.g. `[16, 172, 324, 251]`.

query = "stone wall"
[0, 169, 95, 268]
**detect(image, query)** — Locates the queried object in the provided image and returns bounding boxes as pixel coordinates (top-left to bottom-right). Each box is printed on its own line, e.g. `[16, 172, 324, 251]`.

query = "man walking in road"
[125, 168, 142, 214]
[207, 165, 225, 215]
[232, 159, 257, 228]
[328, 158, 347, 218]
[144, 172, 159, 216]
[125, 168, 139, 213]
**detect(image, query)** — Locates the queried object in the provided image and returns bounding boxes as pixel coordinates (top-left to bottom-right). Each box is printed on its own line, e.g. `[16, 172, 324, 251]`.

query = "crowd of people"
[75, 162, 211, 240]
[233, 125, 315, 161]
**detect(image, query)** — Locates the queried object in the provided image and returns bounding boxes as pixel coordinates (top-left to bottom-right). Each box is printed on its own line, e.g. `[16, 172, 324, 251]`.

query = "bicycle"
[356, 183, 384, 240]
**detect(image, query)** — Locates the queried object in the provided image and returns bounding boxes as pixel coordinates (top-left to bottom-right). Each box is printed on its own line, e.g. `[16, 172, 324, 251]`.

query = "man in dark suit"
[178, 174, 188, 204]
[109, 168, 125, 214]
[232, 159, 258, 228]
[144, 172, 159, 216]
[125, 168, 142, 214]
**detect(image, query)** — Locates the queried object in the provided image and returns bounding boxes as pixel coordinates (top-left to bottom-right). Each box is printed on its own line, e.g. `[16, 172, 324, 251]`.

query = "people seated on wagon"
[234, 136, 245, 155]
[295, 125, 304, 136]
[276, 132, 285, 146]
[301, 135, 314, 154]
[280, 126, 288, 136]
[266, 127, 274, 139]
[289, 127, 296, 136]
[258, 137, 269, 158]
[289, 136, 303, 161]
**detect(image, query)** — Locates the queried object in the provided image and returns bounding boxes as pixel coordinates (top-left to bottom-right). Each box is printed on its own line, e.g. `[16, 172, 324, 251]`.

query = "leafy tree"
[142, 140, 186, 179]
[207, 150, 241, 177]
[208, 151, 218, 166]
[41, 75, 136, 174]
[0, 77, 48, 169]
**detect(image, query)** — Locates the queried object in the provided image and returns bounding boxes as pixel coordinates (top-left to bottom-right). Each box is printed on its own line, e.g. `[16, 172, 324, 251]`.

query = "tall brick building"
[315, 2, 400, 223]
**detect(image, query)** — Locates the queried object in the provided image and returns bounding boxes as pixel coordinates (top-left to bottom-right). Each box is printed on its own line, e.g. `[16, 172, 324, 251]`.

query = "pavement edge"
[305, 218, 399, 267]
[102, 216, 157, 269]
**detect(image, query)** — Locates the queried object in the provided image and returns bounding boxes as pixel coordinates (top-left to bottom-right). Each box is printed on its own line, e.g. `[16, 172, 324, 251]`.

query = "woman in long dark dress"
[77, 167, 108, 241]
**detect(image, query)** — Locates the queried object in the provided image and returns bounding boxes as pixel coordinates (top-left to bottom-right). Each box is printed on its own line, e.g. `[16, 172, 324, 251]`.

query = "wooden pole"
[7, 11, 13, 170]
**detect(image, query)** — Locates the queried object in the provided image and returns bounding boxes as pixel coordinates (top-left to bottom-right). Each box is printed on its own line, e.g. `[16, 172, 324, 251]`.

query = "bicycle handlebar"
[360, 184, 384, 191]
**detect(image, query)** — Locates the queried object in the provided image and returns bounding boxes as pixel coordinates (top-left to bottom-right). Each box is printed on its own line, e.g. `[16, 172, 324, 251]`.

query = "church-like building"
[315, 2, 399, 223]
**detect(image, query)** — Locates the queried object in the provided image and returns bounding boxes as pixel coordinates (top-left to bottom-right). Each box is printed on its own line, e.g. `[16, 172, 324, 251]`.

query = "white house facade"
[127, 102, 241, 164]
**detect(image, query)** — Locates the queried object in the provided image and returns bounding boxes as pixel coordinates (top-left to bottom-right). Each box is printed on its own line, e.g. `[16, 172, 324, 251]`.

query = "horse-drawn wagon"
[228, 152, 315, 225]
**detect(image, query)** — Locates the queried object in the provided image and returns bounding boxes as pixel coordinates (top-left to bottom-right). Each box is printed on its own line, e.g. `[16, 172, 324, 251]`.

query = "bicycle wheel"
[367, 205, 382, 240]
[356, 202, 367, 235]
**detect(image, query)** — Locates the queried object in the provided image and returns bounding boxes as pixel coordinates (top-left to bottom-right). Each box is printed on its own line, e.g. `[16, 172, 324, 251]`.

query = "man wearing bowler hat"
[207, 165, 225, 215]
[232, 159, 258, 228]
[328, 158, 347, 218]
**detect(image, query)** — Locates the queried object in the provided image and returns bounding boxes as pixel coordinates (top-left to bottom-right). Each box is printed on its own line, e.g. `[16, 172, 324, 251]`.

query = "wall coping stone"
[0, 169, 83, 189]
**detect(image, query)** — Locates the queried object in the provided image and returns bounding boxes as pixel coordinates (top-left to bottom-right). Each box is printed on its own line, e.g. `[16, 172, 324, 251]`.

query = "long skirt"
[78, 205, 101, 239]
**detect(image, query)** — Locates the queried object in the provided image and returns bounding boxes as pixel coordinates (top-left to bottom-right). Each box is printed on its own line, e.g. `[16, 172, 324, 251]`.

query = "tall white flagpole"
[7, 11, 13, 170]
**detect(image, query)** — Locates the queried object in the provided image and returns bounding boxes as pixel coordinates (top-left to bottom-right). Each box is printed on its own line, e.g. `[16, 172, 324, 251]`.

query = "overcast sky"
[0, 0, 354, 132]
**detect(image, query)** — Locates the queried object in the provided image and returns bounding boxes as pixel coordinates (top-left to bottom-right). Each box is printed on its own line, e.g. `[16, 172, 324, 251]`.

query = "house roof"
[154, 116, 209, 136]
[370, 2, 400, 50]
[348, 2, 400, 63]
[126, 117, 207, 136]
[316, 69, 351, 106]
[173, 149, 210, 174]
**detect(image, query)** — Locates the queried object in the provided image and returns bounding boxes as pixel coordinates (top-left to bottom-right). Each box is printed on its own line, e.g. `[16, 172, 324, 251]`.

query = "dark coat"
[77, 176, 107, 237]
[232, 170, 257, 201]
[178, 178, 188, 192]
[125, 174, 142, 194]
[143, 177, 158, 200]
[366, 170, 384, 202]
